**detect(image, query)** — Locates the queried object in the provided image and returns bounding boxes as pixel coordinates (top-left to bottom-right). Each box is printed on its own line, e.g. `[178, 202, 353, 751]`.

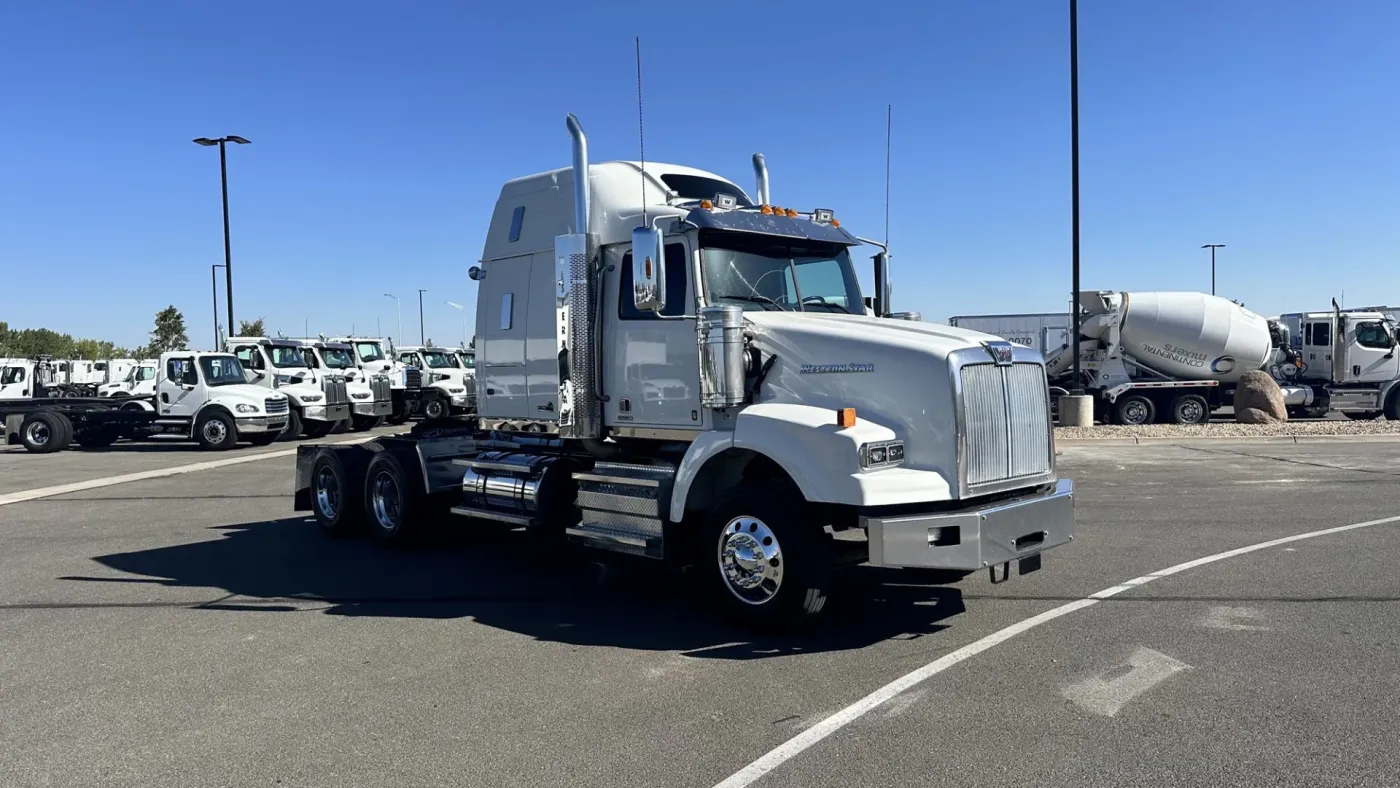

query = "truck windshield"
[700, 233, 862, 314]
[355, 342, 386, 363]
[136, 366, 155, 382]
[422, 351, 455, 369]
[269, 346, 309, 368]
[458, 354, 475, 370]
[200, 356, 247, 386]
[321, 348, 356, 368]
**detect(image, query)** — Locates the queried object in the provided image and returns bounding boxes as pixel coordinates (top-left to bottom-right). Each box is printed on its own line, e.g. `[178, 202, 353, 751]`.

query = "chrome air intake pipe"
[752, 153, 770, 206]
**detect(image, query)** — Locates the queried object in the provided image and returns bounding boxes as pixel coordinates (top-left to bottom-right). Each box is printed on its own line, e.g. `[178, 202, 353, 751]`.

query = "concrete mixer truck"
[1044, 291, 1292, 425]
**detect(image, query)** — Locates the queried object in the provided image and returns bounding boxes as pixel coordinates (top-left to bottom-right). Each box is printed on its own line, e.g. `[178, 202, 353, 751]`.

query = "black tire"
[352, 415, 384, 431]
[1385, 391, 1400, 421]
[19, 412, 67, 454]
[1113, 394, 1155, 426]
[74, 425, 120, 448]
[303, 420, 335, 440]
[701, 483, 835, 630]
[421, 395, 448, 420]
[194, 410, 238, 451]
[362, 451, 433, 543]
[1169, 394, 1210, 425]
[246, 432, 279, 447]
[310, 449, 364, 536]
[277, 409, 304, 442]
[330, 418, 350, 435]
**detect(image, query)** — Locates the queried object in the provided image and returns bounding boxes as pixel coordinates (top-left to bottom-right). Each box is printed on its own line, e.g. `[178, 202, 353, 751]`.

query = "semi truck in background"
[97, 359, 158, 397]
[394, 345, 472, 419]
[296, 339, 393, 431]
[1268, 301, 1400, 420]
[291, 113, 1074, 629]
[948, 313, 1070, 359]
[224, 336, 351, 439]
[330, 336, 425, 425]
[1041, 291, 1293, 425]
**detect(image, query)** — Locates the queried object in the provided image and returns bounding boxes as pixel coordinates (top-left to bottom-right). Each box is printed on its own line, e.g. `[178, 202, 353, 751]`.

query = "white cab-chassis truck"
[225, 337, 352, 439]
[395, 345, 473, 419]
[1270, 302, 1400, 420]
[297, 339, 393, 430]
[293, 115, 1075, 628]
[331, 336, 426, 425]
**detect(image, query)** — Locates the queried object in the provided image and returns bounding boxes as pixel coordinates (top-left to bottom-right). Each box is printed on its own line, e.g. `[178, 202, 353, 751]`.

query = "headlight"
[302, 394, 323, 403]
[859, 440, 904, 470]
[235, 404, 259, 414]
[351, 392, 370, 399]
[449, 387, 465, 394]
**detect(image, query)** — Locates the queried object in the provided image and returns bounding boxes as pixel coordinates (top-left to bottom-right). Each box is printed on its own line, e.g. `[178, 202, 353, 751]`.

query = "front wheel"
[352, 415, 385, 431]
[702, 484, 835, 630]
[421, 396, 448, 420]
[277, 409, 304, 442]
[195, 411, 238, 451]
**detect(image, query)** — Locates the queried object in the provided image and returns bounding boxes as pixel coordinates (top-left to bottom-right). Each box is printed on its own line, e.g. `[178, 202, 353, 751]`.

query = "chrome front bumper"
[235, 416, 289, 434]
[863, 479, 1074, 571]
[304, 404, 351, 422]
[354, 400, 393, 417]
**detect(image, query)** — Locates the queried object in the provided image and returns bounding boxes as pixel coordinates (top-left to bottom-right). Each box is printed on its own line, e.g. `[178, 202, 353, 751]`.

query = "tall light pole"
[383, 293, 401, 345]
[193, 135, 250, 336]
[211, 264, 226, 348]
[417, 289, 427, 345]
[1069, 0, 1082, 394]
[445, 301, 467, 347]
[1201, 244, 1225, 296]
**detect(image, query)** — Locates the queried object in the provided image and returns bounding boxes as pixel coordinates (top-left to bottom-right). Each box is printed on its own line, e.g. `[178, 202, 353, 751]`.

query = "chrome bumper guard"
[863, 480, 1074, 571]
[354, 400, 393, 417]
[236, 416, 289, 434]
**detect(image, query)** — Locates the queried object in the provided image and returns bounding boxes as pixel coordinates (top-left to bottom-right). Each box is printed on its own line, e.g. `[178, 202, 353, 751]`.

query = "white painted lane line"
[0, 435, 376, 507]
[710, 513, 1400, 788]
[1061, 646, 1191, 717]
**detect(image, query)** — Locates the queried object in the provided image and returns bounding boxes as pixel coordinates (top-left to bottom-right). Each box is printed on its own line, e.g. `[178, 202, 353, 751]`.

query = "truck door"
[1345, 320, 1399, 383]
[134, 364, 157, 396]
[0, 364, 30, 400]
[604, 240, 701, 429]
[231, 344, 267, 385]
[1301, 319, 1332, 380]
[158, 356, 202, 418]
[477, 255, 532, 418]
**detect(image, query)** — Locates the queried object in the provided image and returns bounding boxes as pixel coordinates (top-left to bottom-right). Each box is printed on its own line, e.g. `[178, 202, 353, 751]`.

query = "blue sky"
[2, 0, 1397, 350]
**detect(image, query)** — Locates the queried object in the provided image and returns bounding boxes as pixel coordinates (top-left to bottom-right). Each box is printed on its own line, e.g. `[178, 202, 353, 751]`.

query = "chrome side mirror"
[631, 226, 666, 313]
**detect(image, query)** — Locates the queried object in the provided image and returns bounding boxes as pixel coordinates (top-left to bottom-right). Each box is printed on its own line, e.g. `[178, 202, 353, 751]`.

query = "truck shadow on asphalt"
[74, 516, 968, 659]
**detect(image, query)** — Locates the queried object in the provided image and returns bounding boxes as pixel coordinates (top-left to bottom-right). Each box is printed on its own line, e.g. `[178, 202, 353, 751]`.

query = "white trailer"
[291, 113, 1075, 630]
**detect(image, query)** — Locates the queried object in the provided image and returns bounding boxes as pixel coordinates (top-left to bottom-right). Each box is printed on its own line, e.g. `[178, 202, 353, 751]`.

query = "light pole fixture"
[192, 135, 250, 337]
[1201, 244, 1226, 296]
[417, 289, 428, 345]
[384, 293, 402, 346]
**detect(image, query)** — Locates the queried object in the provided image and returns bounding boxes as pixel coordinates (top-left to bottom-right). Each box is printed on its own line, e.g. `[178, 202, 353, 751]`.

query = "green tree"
[237, 317, 266, 337]
[143, 306, 189, 356]
[467, 335, 476, 350]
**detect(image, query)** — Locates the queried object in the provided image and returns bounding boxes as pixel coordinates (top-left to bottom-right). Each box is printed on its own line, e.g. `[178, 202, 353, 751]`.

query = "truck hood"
[216, 385, 284, 409]
[743, 312, 1032, 485]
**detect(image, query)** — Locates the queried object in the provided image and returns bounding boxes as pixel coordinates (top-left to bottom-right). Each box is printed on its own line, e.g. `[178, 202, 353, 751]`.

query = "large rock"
[1234, 370, 1287, 424]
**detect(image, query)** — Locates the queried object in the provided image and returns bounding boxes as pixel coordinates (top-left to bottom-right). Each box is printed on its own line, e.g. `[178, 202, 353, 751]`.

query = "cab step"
[569, 461, 676, 559]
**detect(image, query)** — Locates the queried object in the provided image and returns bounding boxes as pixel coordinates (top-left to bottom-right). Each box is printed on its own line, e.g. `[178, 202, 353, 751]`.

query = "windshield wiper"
[801, 299, 850, 314]
[714, 293, 785, 311]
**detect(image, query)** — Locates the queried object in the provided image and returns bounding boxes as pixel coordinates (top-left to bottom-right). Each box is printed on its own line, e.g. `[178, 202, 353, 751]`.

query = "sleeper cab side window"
[619, 243, 688, 320]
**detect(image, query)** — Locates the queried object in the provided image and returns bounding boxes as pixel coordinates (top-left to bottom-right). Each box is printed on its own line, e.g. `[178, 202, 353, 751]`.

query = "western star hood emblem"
[982, 341, 1015, 366]
[799, 363, 875, 374]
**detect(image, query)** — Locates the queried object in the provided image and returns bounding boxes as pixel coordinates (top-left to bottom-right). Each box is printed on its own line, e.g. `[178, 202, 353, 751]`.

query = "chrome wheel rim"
[25, 422, 50, 446]
[718, 516, 784, 605]
[315, 467, 339, 520]
[371, 471, 400, 532]
[1178, 399, 1204, 424]
[427, 401, 444, 418]
[202, 419, 228, 444]
[1122, 400, 1149, 424]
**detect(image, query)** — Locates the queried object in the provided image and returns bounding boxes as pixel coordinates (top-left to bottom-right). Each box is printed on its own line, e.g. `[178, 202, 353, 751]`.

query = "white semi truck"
[97, 359, 157, 397]
[225, 337, 352, 439]
[1268, 301, 1400, 419]
[394, 345, 472, 419]
[292, 114, 1074, 628]
[1044, 290, 1294, 425]
[296, 339, 393, 431]
[330, 336, 425, 425]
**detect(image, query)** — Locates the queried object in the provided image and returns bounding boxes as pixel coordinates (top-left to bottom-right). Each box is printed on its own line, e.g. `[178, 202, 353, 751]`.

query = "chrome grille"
[321, 376, 350, 405]
[264, 397, 289, 415]
[370, 375, 392, 402]
[404, 367, 422, 389]
[959, 362, 1052, 489]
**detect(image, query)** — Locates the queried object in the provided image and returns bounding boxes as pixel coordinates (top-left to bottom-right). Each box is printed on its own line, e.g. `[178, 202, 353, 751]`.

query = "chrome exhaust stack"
[553, 114, 601, 440]
[752, 153, 770, 206]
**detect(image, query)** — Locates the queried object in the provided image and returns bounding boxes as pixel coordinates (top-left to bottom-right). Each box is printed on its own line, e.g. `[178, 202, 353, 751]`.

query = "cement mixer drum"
[1117, 292, 1274, 383]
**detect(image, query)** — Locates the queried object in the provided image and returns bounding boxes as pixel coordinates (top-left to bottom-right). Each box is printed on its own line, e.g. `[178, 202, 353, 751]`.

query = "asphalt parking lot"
[2, 436, 1398, 787]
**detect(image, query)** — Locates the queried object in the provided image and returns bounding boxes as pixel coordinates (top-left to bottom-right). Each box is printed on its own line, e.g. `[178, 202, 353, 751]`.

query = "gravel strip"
[1055, 419, 1400, 440]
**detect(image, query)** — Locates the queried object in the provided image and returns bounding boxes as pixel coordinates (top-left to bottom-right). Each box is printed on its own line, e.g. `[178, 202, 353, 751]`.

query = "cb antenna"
[885, 103, 892, 249]
[636, 35, 647, 227]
